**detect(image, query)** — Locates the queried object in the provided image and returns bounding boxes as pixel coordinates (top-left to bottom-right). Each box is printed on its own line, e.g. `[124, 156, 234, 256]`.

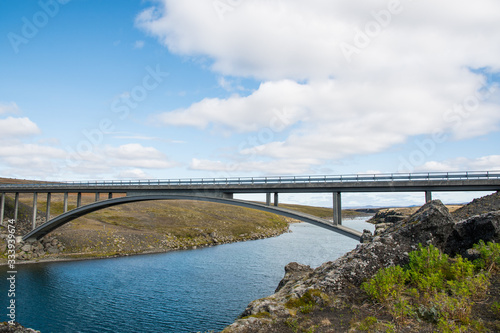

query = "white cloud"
[137, 0, 500, 80]
[139, 0, 500, 173]
[118, 168, 152, 179]
[418, 155, 500, 172]
[155, 78, 500, 165]
[0, 117, 41, 138]
[0, 140, 177, 180]
[217, 77, 244, 92]
[134, 40, 145, 49]
[0, 143, 66, 159]
[0, 102, 20, 115]
[103, 143, 177, 169]
[0, 143, 68, 178]
[152, 80, 309, 133]
[190, 157, 320, 176]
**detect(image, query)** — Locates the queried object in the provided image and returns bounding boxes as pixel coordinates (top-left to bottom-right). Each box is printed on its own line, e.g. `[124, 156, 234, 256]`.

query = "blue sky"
[1, 0, 499, 207]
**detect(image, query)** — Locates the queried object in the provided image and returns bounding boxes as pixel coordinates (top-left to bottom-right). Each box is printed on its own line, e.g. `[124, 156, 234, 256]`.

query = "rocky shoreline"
[223, 192, 500, 332]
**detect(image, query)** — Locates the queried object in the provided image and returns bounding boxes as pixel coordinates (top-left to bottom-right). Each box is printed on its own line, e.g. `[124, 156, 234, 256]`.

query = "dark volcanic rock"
[368, 209, 406, 224]
[387, 200, 455, 251]
[311, 200, 455, 292]
[452, 191, 500, 222]
[445, 211, 500, 257]
[385, 214, 406, 223]
[223, 198, 500, 332]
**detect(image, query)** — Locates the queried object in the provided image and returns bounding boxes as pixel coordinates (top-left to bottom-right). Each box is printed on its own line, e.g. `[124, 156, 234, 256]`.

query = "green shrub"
[356, 316, 378, 331]
[491, 302, 500, 318]
[284, 318, 299, 333]
[407, 244, 449, 294]
[473, 240, 500, 272]
[361, 243, 493, 331]
[362, 265, 408, 303]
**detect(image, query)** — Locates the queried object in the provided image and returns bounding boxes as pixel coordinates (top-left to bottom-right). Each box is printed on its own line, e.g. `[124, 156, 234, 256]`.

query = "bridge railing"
[1, 171, 500, 189]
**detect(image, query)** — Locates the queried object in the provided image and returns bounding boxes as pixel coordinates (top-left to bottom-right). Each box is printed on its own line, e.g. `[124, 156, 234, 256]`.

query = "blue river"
[2, 218, 373, 333]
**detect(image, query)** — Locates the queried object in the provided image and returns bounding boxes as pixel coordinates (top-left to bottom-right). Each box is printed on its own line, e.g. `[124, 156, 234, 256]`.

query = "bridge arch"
[22, 194, 361, 241]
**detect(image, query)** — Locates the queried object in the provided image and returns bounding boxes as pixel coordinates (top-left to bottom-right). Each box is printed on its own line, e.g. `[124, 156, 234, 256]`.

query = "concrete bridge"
[1, 171, 499, 242]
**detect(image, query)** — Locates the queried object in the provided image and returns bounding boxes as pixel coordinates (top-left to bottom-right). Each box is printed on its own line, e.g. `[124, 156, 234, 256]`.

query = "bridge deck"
[1, 171, 500, 193]
[2, 171, 499, 242]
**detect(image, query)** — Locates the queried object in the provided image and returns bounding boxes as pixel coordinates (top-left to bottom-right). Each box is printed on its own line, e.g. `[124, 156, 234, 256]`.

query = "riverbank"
[2, 216, 372, 333]
[223, 192, 500, 332]
[0, 225, 291, 266]
[0, 194, 366, 265]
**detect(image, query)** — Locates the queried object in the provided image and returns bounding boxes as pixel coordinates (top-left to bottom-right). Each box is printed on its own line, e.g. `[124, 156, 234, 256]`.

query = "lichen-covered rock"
[360, 229, 373, 243]
[3, 234, 65, 261]
[223, 200, 484, 332]
[275, 262, 313, 293]
[308, 200, 455, 293]
[0, 322, 40, 333]
[240, 298, 288, 319]
[368, 209, 406, 224]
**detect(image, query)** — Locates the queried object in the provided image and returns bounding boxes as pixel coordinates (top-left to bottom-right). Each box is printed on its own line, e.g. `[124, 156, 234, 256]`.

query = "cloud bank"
[138, 0, 500, 174]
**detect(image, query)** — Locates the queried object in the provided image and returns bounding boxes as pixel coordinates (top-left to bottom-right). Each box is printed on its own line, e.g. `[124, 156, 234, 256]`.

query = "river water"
[2, 217, 373, 333]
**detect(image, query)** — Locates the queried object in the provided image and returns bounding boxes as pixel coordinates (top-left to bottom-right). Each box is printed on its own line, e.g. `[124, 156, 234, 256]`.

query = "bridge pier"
[95, 192, 100, 201]
[32, 192, 38, 229]
[14, 192, 19, 223]
[108, 193, 113, 199]
[46, 193, 51, 222]
[274, 193, 279, 206]
[64, 193, 68, 213]
[77, 192, 82, 208]
[0, 193, 5, 225]
[333, 192, 342, 225]
[266, 193, 271, 206]
[425, 191, 432, 203]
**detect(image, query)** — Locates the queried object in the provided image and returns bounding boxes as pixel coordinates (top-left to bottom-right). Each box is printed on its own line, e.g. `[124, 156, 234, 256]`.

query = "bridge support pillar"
[46, 193, 51, 222]
[63, 193, 68, 213]
[95, 192, 100, 202]
[333, 192, 342, 225]
[77, 192, 82, 208]
[274, 193, 279, 207]
[14, 193, 19, 223]
[32, 192, 38, 230]
[108, 193, 113, 199]
[425, 191, 432, 203]
[266, 193, 271, 206]
[0, 193, 5, 225]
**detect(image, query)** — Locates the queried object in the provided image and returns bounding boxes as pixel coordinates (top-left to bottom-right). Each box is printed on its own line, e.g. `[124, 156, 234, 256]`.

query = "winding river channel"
[2, 217, 373, 333]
